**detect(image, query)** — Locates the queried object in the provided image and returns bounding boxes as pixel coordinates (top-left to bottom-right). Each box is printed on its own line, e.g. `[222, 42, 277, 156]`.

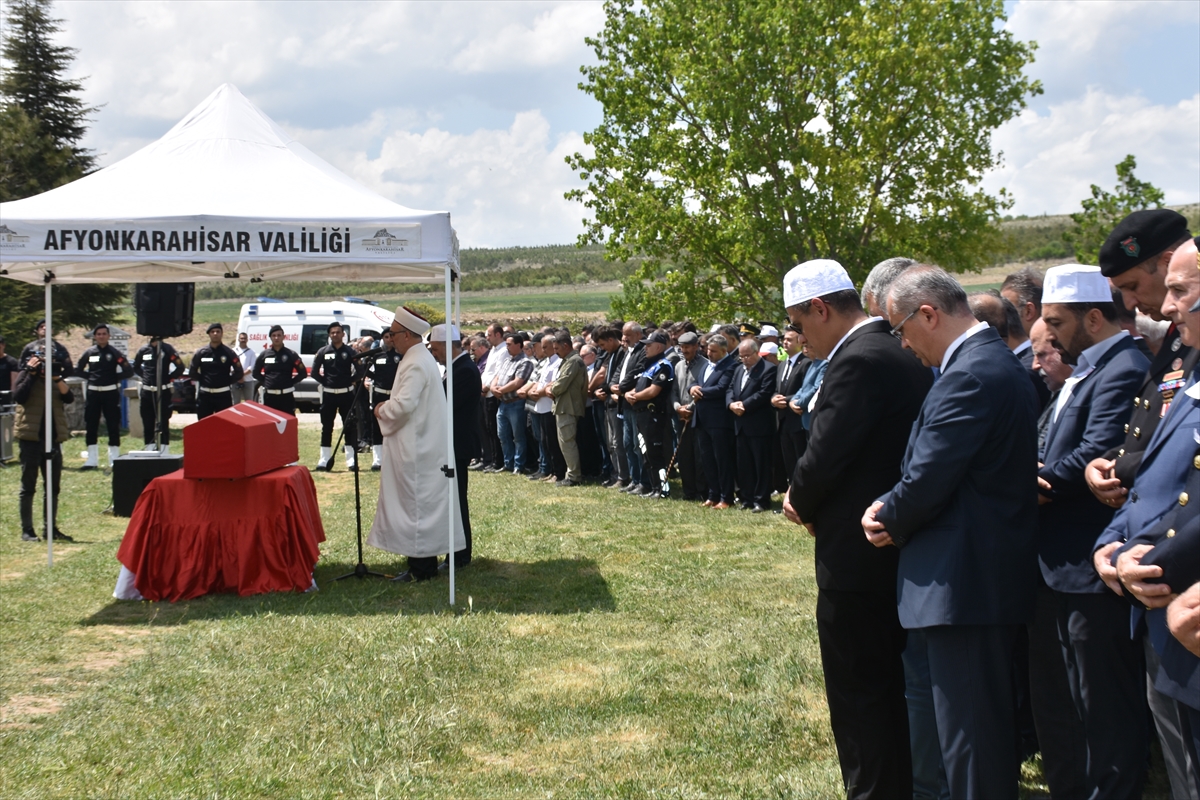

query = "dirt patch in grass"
[519, 660, 618, 697]
[0, 694, 63, 727]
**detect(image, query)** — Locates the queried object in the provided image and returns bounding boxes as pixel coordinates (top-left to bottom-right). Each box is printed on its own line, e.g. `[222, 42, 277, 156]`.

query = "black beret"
[92, 323, 110, 335]
[205, 322, 223, 333]
[33, 318, 45, 331]
[1099, 209, 1190, 278]
[647, 329, 670, 345]
[268, 324, 285, 336]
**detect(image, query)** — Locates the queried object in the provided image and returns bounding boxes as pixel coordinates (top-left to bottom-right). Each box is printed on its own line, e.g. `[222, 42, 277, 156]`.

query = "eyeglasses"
[889, 309, 919, 340]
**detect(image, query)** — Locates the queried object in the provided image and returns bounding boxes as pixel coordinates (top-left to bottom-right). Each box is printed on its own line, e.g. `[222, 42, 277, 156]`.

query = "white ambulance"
[236, 299, 395, 411]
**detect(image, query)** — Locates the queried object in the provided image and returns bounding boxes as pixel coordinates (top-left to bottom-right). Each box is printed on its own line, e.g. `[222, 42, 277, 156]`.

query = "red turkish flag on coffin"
[183, 401, 299, 479]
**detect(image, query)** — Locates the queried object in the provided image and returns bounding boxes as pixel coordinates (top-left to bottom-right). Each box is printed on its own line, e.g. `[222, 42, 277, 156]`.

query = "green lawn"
[0, 429, 1130, 798]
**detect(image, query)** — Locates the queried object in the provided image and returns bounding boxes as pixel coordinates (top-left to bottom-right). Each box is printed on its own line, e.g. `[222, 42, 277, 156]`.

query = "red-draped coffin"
[183, 401, 297, 479]
[117, 466, 325, 601]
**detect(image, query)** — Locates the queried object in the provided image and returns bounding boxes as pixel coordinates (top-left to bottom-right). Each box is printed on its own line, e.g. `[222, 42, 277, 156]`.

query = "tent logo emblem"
[0, 224, 30, 248]
[363, 229, 408, 248]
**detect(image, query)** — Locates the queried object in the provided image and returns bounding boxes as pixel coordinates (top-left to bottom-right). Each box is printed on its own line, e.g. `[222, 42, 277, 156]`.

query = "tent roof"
[0, 84, 456, 285]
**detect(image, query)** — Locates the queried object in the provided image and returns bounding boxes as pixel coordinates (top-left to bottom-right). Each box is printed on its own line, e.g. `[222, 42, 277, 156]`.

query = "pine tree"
[1, 0, 125, 348]
[1, 0, 97, 172]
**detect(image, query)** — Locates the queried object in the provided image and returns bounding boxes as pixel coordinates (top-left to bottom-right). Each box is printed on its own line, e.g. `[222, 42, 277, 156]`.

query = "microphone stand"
[331, 360, 386, 581]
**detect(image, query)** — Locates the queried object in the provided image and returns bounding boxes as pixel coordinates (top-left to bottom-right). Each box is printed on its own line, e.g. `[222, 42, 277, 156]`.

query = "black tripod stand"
[330, 362, 387, 581]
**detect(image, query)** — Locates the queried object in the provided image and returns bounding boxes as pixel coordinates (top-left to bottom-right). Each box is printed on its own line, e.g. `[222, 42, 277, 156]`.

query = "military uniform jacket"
[630, 353, 674, 418]
[75, 344, 132, 387]
[132, 343, 184, 387]
[253, 346, 308, 390]
[313, 343, 358, 389]
[187, 344, 241, 388]
[1105, 325, 1198, 487]
[367, 349, 403, 395]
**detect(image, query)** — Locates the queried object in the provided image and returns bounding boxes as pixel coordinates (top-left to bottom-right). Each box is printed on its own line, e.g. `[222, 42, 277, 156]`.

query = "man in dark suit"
[781, 259, 933, 799]
[1031, 265, 1151, 800]
[772, 326, 809, 493]
[864, 266, 1040, 799]
[726, 338, 778, 512]
[689, 333, 738, 509]
[430, 325, 482, 570]
[673, 331, 709, 501]
[969, 289, 1051, 409]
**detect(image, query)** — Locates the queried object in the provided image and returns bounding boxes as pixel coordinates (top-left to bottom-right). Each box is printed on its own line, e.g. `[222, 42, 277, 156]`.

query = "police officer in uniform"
[253, 324, 307, 416]
[75, 323, 133, 469]
[365, 328, 402, 471]
[188, 323, 243, 419]
[625, 329, 675, 498]
[132, 335, 185, 453]
[312, 321, 361, 471]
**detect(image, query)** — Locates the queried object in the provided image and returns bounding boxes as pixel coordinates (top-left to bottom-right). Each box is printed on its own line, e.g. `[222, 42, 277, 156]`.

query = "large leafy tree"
[1064, 155, 1165, 266]
[1, 0, 125, 349]
[568, 0, 1040, 323]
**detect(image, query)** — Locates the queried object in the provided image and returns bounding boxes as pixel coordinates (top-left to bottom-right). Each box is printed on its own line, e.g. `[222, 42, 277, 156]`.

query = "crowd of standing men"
[5, 205, 1199, 799]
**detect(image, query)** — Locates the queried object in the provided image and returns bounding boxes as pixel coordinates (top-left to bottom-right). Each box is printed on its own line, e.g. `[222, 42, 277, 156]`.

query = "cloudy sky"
[22, 0, 1200, 247]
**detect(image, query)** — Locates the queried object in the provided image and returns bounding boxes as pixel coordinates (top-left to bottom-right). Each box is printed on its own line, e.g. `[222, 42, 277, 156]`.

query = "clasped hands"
[1093, 542, 1172, 608]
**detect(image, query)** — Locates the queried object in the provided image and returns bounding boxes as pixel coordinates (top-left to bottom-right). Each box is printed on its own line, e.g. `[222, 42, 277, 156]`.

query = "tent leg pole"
[44, 278, 53, 567]
[445, 267, 455, 607]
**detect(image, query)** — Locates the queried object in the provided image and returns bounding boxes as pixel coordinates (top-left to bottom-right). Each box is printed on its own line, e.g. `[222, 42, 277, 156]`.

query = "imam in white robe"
[367, 344, 465, 558]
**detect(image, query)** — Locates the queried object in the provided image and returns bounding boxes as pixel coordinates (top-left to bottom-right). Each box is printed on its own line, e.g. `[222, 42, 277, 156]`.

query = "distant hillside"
[193, 203, 1198, 301]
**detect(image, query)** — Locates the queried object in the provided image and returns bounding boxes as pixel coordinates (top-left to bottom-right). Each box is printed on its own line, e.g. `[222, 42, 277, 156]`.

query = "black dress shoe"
[51, 530, 74, 541]
[438, 559, 471, 572]
[527, 472, 547, 481]
[751, 504, 768, 514]
[371, 464, 381, 472]
[391, 571, 415, 583]
[556, 478, 581, 487]
[21, 531, 39, 542]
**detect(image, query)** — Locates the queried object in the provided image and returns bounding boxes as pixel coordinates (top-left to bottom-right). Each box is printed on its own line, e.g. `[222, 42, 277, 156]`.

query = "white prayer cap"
[783, 259, 855, 307]
[759, 341, 779, 357]
[1042, 265, 1112, 304]
[393, 306, 431, 336]
[428, 323, 461, 342]
[709, 323, 723, 333]
[760, 325, 780, 338]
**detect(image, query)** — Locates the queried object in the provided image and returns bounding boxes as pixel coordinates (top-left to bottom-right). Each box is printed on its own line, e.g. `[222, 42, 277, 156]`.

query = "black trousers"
[477, 399, 494, 465]
[19, 439, 62, 535]
[483, 395, 503, 467]
[1028, 584, 1148, 800]
[735, 433, 772, 508]
[816, 589, 912, 799]
[319, 391, 356, 447]
[677, 422, 708, 499]
[534, 411, 565, 479]
[696, 426, 736, 504]
[196, 389, 233, 420]
[263, 391, 296, 416]
[139, 389, 173, 444]
[453, 454, 472, 567]
[370, 391, 388, 445]
[919, 624, 1023, 800]
[779, 426, 806, 490]
[84, 390, 121, 445]
[578, 404, 603, 477]
[634, 410, 668, 493]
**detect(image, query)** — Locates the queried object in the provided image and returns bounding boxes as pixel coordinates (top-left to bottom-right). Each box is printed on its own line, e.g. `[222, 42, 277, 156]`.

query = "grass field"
[0, 428, 1152, 798]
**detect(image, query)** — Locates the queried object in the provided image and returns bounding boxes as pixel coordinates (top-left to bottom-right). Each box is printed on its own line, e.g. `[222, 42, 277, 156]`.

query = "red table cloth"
[117, 466, 325, 602]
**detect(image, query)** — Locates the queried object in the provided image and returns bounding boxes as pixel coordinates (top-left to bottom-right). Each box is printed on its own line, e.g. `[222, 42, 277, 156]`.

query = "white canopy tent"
[0, 84, 463, 603]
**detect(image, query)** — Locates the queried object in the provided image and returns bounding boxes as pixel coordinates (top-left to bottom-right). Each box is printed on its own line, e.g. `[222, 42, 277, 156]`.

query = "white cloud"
[984, 90, 1199, 215]
[289, 110, 591, 247]
[451, 4, 606, 73]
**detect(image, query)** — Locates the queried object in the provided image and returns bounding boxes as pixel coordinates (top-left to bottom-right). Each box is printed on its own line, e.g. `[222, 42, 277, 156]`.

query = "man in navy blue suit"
[726, 338, 778, 512]
[689, 333, 739, 509]
[1095, 238, 1200, 790]
[863, 265, 1040, 800]
[1029, 264, 1151, 799]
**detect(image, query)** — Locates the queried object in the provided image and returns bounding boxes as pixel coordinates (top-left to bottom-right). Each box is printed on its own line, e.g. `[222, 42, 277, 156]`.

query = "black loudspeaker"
[135, 283, 194, 337]
[112, 455, 184, 517]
